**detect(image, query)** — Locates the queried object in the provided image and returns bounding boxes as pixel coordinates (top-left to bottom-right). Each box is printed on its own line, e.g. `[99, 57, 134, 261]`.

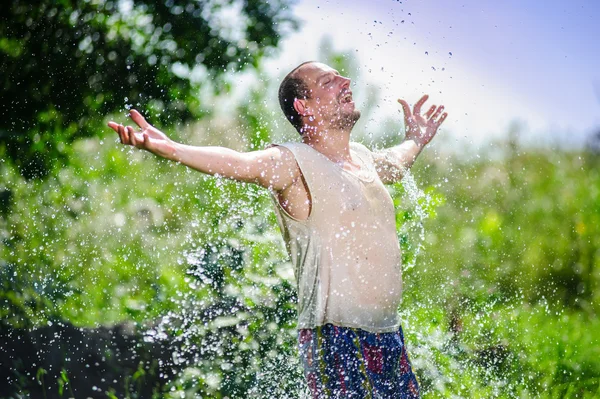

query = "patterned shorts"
[298, 324, 420, 399]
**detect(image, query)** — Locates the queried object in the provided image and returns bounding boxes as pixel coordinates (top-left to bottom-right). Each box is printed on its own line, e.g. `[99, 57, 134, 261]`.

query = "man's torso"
[268, 142, 403, 332]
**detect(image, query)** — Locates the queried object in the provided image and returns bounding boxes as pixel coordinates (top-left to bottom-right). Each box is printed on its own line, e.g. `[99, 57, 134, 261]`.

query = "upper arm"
[238, 145, 301, 191]
[371, 148, 406, 184]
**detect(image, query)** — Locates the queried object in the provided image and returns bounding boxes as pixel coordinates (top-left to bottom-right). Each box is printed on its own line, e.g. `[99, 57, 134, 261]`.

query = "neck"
[301, 126, 353, 164]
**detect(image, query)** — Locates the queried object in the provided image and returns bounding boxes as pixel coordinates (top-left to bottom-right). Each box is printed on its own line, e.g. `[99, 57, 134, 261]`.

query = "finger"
[127, 126, 137, 147]
[108, 122, 123, 142]
[397, 99, 415, 130]
[119, 124, 129, 144]
[436, 112, 448, 126]
[142, 132, 150, 149]
[397, 98, 412, 118]
[413, 94, 429, 115]
[431, 105, 445, 121]
[130, 109, 149, 129]
[107, 121, 119, 132]
[424, 105, 436, 119]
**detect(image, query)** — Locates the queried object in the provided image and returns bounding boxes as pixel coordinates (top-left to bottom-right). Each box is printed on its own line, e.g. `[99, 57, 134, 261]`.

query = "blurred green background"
[1, 1, 599, 398]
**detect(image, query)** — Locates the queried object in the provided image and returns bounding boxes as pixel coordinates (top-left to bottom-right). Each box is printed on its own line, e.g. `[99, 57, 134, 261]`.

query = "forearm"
[167, 142, 255, 183]
[386, 138, 425, 171]
[374, 138, 427, 184]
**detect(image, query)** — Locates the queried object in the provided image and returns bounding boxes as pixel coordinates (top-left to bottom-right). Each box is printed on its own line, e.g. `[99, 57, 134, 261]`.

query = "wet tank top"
[268, 142, 403, 333]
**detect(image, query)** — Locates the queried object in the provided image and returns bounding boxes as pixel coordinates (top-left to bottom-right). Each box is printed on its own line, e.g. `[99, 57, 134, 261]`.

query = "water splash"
[398, 169, 434, 270]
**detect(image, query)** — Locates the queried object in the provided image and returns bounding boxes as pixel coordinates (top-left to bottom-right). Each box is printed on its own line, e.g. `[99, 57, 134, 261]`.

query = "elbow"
[232, 152, 262, 184]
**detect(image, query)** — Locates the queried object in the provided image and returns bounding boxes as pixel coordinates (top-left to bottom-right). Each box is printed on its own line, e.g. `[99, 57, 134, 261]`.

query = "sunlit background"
[252, 0, 600, 150]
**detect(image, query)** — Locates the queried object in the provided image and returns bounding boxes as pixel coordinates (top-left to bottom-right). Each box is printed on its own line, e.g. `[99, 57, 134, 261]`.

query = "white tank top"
[268, 142, 403, 333]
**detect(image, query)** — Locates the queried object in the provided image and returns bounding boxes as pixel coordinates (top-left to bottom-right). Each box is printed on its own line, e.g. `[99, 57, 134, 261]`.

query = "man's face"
[295, 62, 360, 130]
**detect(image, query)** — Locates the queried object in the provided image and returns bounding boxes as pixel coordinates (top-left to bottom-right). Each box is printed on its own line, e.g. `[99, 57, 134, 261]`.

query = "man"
[108, 61, 447, 398]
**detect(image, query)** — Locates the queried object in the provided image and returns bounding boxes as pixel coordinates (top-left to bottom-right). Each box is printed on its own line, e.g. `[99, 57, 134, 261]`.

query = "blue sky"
[262, 0, 600, 148]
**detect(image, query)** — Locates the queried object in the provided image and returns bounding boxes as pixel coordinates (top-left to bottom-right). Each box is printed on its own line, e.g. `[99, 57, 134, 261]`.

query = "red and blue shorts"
[298, 324, 420, 399]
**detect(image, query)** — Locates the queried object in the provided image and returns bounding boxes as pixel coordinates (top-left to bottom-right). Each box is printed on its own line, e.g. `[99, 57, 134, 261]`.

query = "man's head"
[278, 61, 360, 135]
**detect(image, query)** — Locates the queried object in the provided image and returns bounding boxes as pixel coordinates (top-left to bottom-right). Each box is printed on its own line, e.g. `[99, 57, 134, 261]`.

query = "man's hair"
[278, 61, 315, 134]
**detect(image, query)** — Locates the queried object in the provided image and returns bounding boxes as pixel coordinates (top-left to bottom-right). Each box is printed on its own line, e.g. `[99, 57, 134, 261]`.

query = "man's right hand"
[107, 109, 176, 159]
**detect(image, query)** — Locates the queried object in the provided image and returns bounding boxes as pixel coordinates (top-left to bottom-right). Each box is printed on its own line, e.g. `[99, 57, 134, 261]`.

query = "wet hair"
[278, 61, 315, 134]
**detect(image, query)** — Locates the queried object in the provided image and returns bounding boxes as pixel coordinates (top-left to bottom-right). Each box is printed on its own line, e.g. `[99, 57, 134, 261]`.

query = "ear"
[293, 98, 312, 117]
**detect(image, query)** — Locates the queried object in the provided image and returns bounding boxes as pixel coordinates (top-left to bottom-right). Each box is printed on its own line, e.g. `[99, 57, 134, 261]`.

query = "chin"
[334, 110, 361, 130]
[346, 109, 361, 126]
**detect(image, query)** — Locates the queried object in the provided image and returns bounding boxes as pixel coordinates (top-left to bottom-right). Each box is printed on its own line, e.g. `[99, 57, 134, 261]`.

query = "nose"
[340, 76, 351, 88]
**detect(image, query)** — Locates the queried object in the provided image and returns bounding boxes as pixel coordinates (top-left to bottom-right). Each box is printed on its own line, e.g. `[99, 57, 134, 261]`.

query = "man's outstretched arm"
[107, 110, 300, 192]
[372, 94, 447, 184]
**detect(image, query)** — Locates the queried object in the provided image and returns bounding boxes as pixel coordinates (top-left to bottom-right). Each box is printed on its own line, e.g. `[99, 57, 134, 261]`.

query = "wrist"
[166, 140, 183, 162]
[404, 137, 427, 151]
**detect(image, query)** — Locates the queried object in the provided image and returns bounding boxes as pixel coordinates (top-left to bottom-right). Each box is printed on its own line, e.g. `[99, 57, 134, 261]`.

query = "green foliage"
[406, 146, 600, 313]
[0, 0, 297, 178]
[402, 301, 600, 398]
[57, 368, 75, 397]
[394, 144, 600, 397]
[35, 368, 47, 399]
[1, 105, 599, 396]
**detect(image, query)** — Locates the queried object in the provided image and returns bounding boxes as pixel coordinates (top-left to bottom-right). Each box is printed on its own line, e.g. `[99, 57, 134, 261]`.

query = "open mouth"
[340, 91, 353, 104]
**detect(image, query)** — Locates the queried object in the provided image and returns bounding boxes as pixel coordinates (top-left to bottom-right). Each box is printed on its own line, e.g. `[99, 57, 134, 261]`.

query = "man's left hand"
[398, 95, 448, 147]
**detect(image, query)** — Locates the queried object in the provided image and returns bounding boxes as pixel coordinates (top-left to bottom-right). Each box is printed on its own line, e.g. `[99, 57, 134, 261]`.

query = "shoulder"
[350, 141, 376, 161]
[268, 142, 328, 165]
[237, 143, 302, 191]
[265, 142, 306, 156]
[350, 141, 371, 152]
[262, 142, 297, 161]
[252, 145, 302, 183]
